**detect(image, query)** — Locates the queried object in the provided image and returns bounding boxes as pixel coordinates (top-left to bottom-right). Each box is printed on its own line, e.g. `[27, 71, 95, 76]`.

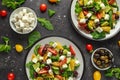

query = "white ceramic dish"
[9, 7, 37, 34]
[91, 47, 114, 70]
[25, 36, 84, 80]
[70, 0, 120, 41]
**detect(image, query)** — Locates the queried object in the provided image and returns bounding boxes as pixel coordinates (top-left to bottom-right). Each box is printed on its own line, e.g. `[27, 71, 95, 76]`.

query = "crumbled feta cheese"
[16, 26, 21, 31]
[52, 42, 58, 48]
[86, 13, 92, 18]
[47, 52, 52, 57]
[75, 60, 80, 65]
[96, 27, 103, 33]
[59, 55, 65, 60]
[22, 15, 28, 23]
[104, 14, 110, 20]
[94, 19, 99, 23]
[11, 18, 17, 23]
[46, 59, 52, 64]
[62, 64, 68, 69]
[14, 22, 20, 26]
[32, 57, 38, 63]
[23, 9, 27, 14]
[35, 68, 40, 72]
[79, 19, 86, 23]
[67, 52, 71, 57]
[100, 3, 105, 9]
[28, 12, 34, 17]
[68, 77, 73, 80]
[23, 28, 31, 33]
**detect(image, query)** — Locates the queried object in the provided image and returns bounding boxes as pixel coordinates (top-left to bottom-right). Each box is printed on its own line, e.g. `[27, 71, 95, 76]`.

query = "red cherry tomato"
[69, 45, 76, 56]
[0, 10, 7, 17]
[79, 23, 87, 28]
[7, 72, 15, 80]
[40, 4, 47, 12]
[86, 44, 93, 52]
[38, 46, 44, 56]
[108, 0, 115, 5]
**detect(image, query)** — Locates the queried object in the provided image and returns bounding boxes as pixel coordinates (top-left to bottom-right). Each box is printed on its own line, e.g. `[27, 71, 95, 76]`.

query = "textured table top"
[0, 0, 120, 80]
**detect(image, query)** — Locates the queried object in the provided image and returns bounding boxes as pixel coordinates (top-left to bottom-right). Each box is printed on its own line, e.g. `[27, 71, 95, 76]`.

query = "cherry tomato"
[86, 44, 93, 52]
[47, 48, 57, 55]
[83, 10, 88, 16]
[108, 0, 115, 5]
[38, 46, 44, 56]
[69, 45, 76, 56]
[96, 13, 102, 19]
[38, 68, 48, 74]
[40, 4, 47, 12]
[0, 10, 7, 17]
[79, 23, 87, 28]
[7, 72, 15, 80]
[59, 58, 67, 66]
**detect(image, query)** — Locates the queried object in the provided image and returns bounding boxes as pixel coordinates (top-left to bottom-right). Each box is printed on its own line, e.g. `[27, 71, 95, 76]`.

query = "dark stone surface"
[0, 0, 120, 80]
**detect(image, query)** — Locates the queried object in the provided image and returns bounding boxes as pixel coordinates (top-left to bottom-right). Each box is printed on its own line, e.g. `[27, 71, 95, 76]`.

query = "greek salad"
[75, 0, 119, 39]
[26, 41, 80, 80]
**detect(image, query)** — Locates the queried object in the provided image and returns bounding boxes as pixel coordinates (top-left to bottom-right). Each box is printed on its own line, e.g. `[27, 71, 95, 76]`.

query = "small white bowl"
[91, 48, 114, 70]
[9, 7, 37, 34]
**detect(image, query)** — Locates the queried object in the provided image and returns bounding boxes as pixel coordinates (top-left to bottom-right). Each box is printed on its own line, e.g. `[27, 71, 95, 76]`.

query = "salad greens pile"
[0, 36, 11, 53]
[26, 41, 80, 80]
[2, 0, 26, 9]
[105, 68, 120, 79]
[75, 0, 119, 39]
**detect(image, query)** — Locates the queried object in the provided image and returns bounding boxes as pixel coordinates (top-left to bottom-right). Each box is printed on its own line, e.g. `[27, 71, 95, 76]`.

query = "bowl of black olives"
[91, 48, 114, 70]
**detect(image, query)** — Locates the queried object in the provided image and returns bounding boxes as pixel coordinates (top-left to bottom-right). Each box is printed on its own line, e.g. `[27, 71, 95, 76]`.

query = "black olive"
[82, 7, 87, 10]
[101, 61, 105, 64]
[115, 14, 119, 20]
[104, 56, 108, 59]
[100, 49, 105, 56]
[94, 53, 100, 59]
[95, 22, 101, 27]
[104, 64, 109, 68]
[93, 58, 97, 63]
[105, 59, 109, 63]
[108, 54, 113, 60]
[59, 49, 63, 55]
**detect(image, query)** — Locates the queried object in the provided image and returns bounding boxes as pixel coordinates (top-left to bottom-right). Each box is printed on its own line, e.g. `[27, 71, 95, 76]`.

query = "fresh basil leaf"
[2, 36, 9, 44]
[25, 31, 41, 49]
[91, 31, 105, 39]
[0, 44, 6, 52]
[34, 44, 41, 55]
[37, 18, 54, 30]
[48, 9, 56, 17]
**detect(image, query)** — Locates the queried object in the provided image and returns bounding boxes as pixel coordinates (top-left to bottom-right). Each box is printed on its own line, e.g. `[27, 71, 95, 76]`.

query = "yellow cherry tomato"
[93, 71, 101, 80]
[15, 44, 23, 52]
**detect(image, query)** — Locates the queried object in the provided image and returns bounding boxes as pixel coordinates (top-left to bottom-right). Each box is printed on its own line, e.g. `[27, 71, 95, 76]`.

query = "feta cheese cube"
[47, 52, 52, 57]
[68, 77, 73, 80]
[113, 8, 117, 13]
[24, 23, 30, 28]
[46, 59, 52, 64]
[75, 60, 80, 65]
[104, 14, 110, 20]
[39, 56, 43, 61]
[87, 0, 93, 5]
[23, 28, 30, 33]
[96, 27, 103, 33]
[62, 64, 68, 69]
[59, 55, 65, 60]
[30, 22, 35, 27]
[48, 69, 53, 74]
[18, 11, 23, 19]
[32, 57, 38, 63]
[79, 19, 86, 23]
[14, 22, 20, 26]
[11, 18, 17, 23]
[16, 26, 22, 32]
[100, 3, 105, 9]
[67, 52, 71, 57]
[86, 13, 92, 18]
[22, 9, 27, 14]
[35, 68, 40, 72]
[22, 15, 28, 23]
[19, 20, 25, 28]
[94, 19, 99, 23]
[28, 12, 34, 17]
[52, 42, 58, 48]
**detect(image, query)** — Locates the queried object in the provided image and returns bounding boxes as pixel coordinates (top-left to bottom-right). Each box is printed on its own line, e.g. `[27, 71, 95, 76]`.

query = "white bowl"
[70, 0, 120, 41]
[91, 48, 114, 70]
[9, 7, 37, 34]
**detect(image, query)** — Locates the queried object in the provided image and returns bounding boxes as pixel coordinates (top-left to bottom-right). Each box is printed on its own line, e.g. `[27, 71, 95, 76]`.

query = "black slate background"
[0, 0, 120, 80]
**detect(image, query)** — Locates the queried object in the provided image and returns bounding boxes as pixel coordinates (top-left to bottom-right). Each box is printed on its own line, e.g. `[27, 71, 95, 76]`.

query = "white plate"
[70, 0, 120, 41]
[25, 36, 85, 80]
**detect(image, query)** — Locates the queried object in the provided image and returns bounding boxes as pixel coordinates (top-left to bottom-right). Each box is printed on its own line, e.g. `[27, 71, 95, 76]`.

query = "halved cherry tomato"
[0, 10, 7, 17]
[86, 44, 93, 52]
[96, 13, 102, 19]
[47, 48, 57, 55]
[56, 75, 63, 80]
[83, 10, 88, 16]
[59, 58, 67, 66]
[108, 0, 115, 5]
[79, 23, 87, 28]
[7, 72, 15, 80]
[38, 68, 48, 74]
[69, 45, 76, 56]
[38, 46, 44, 56]
[40, 4, 47, 12]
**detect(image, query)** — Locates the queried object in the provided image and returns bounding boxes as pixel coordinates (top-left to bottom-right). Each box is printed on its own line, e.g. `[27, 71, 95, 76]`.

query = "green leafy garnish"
[2, 0, 26, 9]
[48, 9, 56, 17]
[37, 18, 54, 30]
[105, 68, 120, 79]
[91, 31, 106, 39]
[0, 36, 11, 53]
[25, 31, 41, 49]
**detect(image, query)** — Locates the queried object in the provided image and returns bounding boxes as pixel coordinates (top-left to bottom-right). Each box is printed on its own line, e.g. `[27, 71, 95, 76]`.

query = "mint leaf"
[37, 18, 54, 30]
